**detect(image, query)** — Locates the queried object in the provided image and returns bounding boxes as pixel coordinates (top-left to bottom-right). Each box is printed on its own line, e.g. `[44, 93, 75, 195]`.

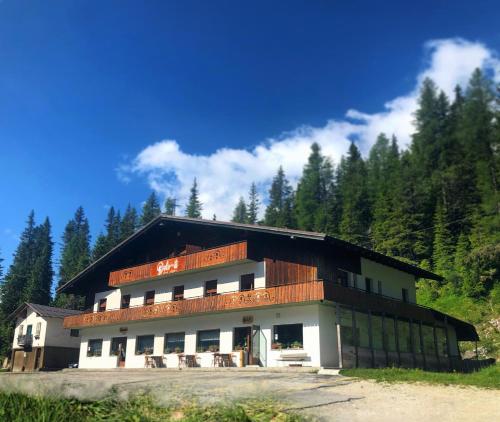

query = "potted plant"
[174, 347, 182, 354]
[271, 342, 282, 350]
[291, 341, 303, 349]
[208, 344, 219, 352]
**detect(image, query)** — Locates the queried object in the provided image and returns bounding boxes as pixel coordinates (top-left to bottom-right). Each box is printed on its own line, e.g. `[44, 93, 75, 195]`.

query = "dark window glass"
[173, 285, 184, 301]
[135, 335, 154, 355]
[336, 270, 348, 287]
[98, 298, 107, 312]
[272, 324, 303, 349]
[70, 329, 80, 337]
[365, 278, 372, 294]
[402, 288, 409, 303]
[164, 332, 185, 353]
[240, 274, 255, 291]
[110, 337, 127, 356]
[26, 325, 32, 336]
[144, 291, 155, 306]
[233, 327, 250, 350]
[197, 329, 220, 352]
[121, 294, 131, 309]
[87, 339, 103, 357]
[377, 281, 383, 295]
[204, 280, 218, 297]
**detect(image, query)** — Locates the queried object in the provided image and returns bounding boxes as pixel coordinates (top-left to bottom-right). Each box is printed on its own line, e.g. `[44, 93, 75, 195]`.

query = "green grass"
[340, 364, 500, 389]
[0, 392, 305, 422]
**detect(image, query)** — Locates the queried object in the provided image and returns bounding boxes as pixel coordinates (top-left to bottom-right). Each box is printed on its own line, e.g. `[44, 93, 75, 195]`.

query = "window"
[144, 290, 155, 306]
[197, 329, 220, 352]
[365, 278, 372, 294]
[402, 288, 409, 303]
[164, 332, 185, 353]
[87, 339, 103, 357]
[121, 294, 131, 309]
[70, 329, 80, 337]
[204, 280, 218, 297]
[98, 298, 107, 312]
[26, 325, 32, 336]
[135, 335, 155, 355]
[233, 327, 250, 350]
[35, 322, 42, 337]
[18, 325, 23, 336]
[272, 324, 303, 349]
[173, 285, 184, 301]
[240, 274, 255, 291]
[377, 280, 383, 295]
[110, 337, 127, 356]
[336, 270, 348, 287]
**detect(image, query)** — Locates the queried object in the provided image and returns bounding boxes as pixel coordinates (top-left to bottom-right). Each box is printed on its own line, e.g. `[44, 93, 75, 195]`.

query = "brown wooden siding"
[63, 280, 325, 329]
[265, 258, 317, 287]
[108, 241, 248, 287]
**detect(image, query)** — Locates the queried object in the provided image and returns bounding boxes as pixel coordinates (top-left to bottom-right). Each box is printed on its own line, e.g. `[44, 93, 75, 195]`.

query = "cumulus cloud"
[118, 38, 499, 220]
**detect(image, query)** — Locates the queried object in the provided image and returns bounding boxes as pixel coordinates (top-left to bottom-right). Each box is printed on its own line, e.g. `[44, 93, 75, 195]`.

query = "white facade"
[78, 303, 336, 369]
[13, 309, 81, 350]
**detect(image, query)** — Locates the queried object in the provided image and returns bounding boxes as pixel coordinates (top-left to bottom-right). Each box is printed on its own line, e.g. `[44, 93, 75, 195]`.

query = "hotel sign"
[153, 257, 186, 276]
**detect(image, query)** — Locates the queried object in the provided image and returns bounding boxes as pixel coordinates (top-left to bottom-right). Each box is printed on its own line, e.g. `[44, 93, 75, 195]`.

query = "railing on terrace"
[17, 334, 33, 347]
[63, 280, 326, 329]
[108, 241, 249, 287]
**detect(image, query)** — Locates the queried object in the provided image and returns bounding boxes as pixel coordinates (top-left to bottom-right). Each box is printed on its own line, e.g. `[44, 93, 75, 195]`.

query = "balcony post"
[382, 313, 389, 367]
[368, 310, 375, 368]
[351, 306, 358, 368]
[394, 316, 401, 367]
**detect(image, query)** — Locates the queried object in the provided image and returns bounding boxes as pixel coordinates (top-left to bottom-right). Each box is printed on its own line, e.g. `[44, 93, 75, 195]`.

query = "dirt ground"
[1, 368, 498, 421]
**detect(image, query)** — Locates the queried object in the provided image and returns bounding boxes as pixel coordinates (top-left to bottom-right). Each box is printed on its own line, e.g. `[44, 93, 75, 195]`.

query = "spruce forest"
[0, 69, 498, 359]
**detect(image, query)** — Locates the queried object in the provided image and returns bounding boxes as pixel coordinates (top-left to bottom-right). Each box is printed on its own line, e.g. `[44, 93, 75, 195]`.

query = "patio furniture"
[213, 353, 233, 367]
[179, 354, 197, 368]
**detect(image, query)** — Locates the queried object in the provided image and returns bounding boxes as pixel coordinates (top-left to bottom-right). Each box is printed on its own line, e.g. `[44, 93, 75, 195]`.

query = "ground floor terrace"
[74, 300, 465, 372]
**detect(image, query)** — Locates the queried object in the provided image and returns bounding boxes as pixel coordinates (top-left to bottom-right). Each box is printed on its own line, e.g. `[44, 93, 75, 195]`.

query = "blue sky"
[1, 0, 499, 272]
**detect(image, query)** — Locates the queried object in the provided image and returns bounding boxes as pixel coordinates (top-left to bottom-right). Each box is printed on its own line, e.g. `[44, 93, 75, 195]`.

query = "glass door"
[251, 325, 267, 367]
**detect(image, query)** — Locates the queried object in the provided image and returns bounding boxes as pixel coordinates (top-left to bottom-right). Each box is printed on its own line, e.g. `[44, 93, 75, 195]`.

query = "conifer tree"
[338, 143, 370, 245]
[186, 178, 202, 218]
[264, 167, 295, 228]
[91, 233, 109, 262]
[120, 204, 138, 241]
[164, 197, 177, 216]
[24, 218, 53, 305]
[54, 207, 90, 308]
[231, 197, 248, 223]
[247, 183, 260, 224]
[432, 202, 455, 277]
[140, 192, 161, 226]
[105, 207, 121, 248]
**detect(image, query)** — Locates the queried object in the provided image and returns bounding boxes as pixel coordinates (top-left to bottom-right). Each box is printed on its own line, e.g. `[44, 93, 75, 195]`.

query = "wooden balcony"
[63, 280, 326, 329]
[108, 241, 249, 287]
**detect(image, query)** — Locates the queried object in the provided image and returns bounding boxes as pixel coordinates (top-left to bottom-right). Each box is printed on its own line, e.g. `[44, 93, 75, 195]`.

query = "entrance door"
[234, 327, 252, 366]
[111, 337, 127, 367]
[251, 325, 267, 367]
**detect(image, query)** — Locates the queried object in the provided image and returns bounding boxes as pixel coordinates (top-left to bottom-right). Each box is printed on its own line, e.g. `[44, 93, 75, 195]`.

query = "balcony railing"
[63, 280, 326, 329]
[108, 241, 249, 288]
[17, 334, 33, 347]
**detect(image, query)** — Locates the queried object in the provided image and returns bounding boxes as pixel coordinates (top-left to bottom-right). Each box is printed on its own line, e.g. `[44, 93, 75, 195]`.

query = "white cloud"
[118, 38, 500, 220]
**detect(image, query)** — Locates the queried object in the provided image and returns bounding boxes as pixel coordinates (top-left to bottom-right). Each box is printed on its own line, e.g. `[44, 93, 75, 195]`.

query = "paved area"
[1, 369, 499, 421]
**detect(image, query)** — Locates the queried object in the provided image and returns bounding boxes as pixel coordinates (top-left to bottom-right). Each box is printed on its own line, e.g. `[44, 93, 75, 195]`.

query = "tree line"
[0, 68, 498, 358]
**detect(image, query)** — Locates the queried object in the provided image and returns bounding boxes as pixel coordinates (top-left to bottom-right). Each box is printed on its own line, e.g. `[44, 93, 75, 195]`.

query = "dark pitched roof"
[57, 214, 442, 294]
[9, 303, 83, 320]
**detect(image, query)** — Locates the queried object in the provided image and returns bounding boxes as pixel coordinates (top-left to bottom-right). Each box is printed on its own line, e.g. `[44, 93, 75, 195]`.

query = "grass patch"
[340, 364, 500, 389]
[0, 391, 305, 422]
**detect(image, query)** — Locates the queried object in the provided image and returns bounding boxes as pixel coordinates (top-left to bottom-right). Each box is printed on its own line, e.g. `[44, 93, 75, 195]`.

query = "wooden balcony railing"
[108, 241, 249, 287]
[63, 280, 326, 329]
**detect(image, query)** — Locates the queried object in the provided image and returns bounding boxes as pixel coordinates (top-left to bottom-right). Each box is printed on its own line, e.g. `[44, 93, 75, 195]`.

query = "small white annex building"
[10, 303, 82, 372]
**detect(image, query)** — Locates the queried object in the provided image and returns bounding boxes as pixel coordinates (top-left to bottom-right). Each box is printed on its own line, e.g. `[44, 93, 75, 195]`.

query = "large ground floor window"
[197, 329, 220, 352]
[272, 324, 303, 349]
[87, 339, 102, 357]
[135, 335, 155, 355]
[164, 332, 185, 354]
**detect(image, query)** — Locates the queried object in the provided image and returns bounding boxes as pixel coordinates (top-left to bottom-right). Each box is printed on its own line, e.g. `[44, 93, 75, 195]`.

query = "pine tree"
[338, 143, 370, 245]
[140, 192, 161, 226]
[24, 218, 53, 305]
[186, 178, 202, 218]
[432, 202, 455, 277]
[120, 204, 138, 241]
[164, 197, 177, 216]
[91, 233, 109, 262]
[246, 183, 260, 224]
[231, 197, 248, 223]
[105, 207, 121, 248]
[264, 167, 295, 228]
[53, 207, 90, 309]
